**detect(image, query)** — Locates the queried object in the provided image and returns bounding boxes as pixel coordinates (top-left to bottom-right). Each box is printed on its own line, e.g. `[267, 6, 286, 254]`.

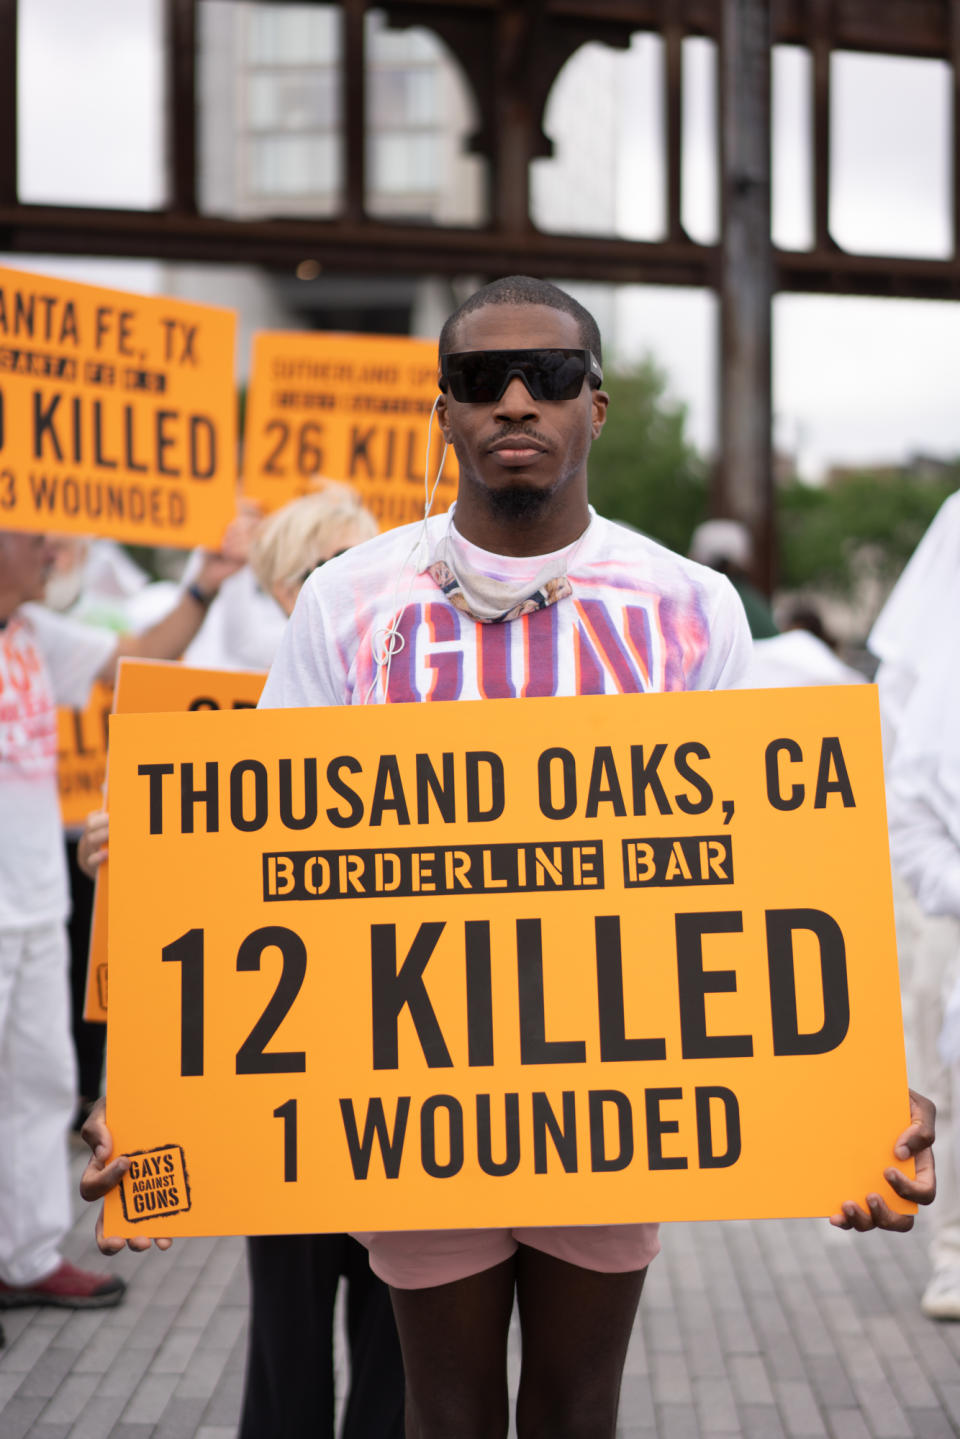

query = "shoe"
[0, 1260, 126, 1310]
[921, 1268, 960, 1320]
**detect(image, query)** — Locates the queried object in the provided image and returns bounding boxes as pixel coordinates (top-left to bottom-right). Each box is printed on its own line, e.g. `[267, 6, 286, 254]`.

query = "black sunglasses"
[297, 548, 348, 585]
[439, 348, 603, 404]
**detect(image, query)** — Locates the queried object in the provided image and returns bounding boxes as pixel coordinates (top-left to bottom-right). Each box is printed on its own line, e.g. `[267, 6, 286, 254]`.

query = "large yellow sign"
[242, 331, 457, 529]
[82, 659, 267, 1023]
[104, 686, 912, 1237]
[0, 266, 236, 546]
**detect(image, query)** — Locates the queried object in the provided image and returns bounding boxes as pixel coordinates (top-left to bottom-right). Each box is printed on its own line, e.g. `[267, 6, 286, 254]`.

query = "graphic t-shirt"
[0, 604, 115, 929]
[259, 510, 751, 710]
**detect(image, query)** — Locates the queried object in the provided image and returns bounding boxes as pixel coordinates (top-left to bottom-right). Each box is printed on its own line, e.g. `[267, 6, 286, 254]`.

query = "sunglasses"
[296, 549, 348, 585]
[439, 348, 603, 404]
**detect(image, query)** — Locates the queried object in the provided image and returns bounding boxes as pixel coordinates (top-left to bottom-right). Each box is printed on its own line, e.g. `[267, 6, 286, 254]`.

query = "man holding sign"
[84, 278, 935, 1437]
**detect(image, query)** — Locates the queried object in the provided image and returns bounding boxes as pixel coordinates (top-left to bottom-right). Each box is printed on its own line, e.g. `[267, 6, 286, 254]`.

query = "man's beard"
[484, 482, 553, 522]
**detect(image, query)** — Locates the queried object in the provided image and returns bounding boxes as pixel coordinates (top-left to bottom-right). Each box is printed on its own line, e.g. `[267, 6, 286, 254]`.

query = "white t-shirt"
[734, 630, 866, 690]
[886, 662, 960, 923]
[184, 566, 287, 673]
[260, 510, 751, 710]
[0, 604, 115, 929]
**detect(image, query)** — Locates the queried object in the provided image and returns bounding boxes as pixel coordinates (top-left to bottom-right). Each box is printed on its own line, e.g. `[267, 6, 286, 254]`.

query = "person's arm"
[829, 1088, 936, 1231]
[79, 1098, 172, 1254]
[888, 779, 960, 921]
[94, 506, 262, 685]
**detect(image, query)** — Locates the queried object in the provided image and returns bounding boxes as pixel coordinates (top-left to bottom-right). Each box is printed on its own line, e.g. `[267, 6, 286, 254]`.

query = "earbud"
[362, 395, 448, 704]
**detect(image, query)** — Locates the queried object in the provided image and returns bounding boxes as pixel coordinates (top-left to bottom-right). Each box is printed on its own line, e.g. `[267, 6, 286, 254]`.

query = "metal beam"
[952, 0, 960, 257]
[718, 0, 774, 593]
[662, 0, 687, 242]
[343, 0, 366, 223]
[373, 0, 959, 60]
[4, 201, 960, 298]
[0, 0, 17, 207]
[810, 0, 834, 252]
[166, 0, 198, 214]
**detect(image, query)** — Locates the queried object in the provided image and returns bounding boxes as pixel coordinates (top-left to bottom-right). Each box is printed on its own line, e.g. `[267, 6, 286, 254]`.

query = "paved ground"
[0, 1142, 958, 1438]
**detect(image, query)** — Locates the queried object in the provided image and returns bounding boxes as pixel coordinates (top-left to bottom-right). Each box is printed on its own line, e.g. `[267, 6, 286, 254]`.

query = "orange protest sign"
[81, 659, 267, 1023]
[242, 331, 457, 528]
[0, 266, 236, 546]
[104, 686, 912, 1237]
[112, 656, 267, 716]
[57, 679, 113, 828]
[84, 870, 110, 1024]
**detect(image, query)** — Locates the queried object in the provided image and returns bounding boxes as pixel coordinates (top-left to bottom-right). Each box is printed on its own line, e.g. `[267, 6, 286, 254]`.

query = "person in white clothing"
[870, 491, 960, 1319]
[0, 524, 244, 1309]
[78, 489, 404, 1439]
[81, 277, 937, 1436]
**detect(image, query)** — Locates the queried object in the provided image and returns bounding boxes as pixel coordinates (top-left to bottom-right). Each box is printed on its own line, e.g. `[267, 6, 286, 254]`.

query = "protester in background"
[689, 517, 778, 639]
[870, 490, 960, 1320]
[735, 601, 865, 689]
[44, 534, 183, 1129]
[78, 486, 403, 1439]
[0, 521, 247, 1310]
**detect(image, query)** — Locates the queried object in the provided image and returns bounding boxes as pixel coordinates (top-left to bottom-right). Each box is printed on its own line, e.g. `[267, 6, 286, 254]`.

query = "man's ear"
[591, 388, 609, 440]
[436, 391, 452, 442]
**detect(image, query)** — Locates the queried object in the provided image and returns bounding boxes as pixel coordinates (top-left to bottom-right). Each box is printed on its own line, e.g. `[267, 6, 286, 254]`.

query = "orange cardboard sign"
[242, 331, 457, 529]
[57, 679, 113, 828]
[0, 265, 236, 546]
[104, 686, 912, 1237]
[112, 656, 267, 717]
[81, 659, 267, 1022]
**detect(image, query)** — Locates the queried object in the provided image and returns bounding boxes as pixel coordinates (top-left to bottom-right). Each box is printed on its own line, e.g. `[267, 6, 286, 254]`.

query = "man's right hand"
[79, 1097, 173, 1254]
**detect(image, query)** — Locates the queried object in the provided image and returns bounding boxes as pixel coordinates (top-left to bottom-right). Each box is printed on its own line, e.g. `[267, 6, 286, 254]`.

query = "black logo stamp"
[119, 1143, 191, 1223]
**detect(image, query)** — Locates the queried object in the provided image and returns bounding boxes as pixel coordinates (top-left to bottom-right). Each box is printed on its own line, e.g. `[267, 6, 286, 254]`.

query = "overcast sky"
[12, 0, 960, 479]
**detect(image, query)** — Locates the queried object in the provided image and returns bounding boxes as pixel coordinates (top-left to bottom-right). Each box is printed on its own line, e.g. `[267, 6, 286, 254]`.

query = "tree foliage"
[587, 359, 708, 554]
[588, 358, 959, 596]
[777, 468, 959, 594]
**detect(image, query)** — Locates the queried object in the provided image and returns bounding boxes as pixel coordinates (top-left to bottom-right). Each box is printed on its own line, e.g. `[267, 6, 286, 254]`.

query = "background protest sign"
[0, 265, 236, 547]
[242, 331, 457, 528]
[58, 679, 113, 829]
[103, 686, 912, 1237]
[82, 659, 267, 1023]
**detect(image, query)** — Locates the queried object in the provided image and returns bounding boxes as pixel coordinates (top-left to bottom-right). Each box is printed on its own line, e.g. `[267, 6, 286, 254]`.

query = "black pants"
[66, 838, 105, 1102]
[239, 1234, 405, 1439]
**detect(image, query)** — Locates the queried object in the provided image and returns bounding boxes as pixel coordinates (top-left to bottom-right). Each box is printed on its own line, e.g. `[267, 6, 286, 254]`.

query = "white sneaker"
[921, 1269, 960, 1320]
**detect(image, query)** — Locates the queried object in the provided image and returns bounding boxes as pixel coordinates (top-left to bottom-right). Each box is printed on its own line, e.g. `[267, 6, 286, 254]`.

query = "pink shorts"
[352, 1224, 660, 1290]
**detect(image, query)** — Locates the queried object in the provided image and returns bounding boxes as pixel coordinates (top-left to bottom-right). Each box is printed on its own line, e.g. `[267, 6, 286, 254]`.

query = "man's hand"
[829, 1088, 936, 1232]
[77, 810, 109, 879]
[79, 1098, 173, 1254]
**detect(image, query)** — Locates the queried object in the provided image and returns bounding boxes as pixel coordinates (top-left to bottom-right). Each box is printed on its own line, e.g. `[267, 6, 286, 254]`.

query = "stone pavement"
[0, 1142, 958, 1438]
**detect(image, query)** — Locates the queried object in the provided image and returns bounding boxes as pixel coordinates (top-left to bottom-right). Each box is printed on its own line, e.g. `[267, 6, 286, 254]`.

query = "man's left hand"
[829, 1087, 936, 1232]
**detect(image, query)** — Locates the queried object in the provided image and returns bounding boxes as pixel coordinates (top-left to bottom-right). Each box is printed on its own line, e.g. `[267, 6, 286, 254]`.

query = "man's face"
[0, 531, 57, 604]
[437, 303, 608, 520]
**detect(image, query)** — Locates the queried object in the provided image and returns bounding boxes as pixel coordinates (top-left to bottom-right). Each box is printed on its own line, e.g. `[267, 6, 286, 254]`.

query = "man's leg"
[514, 1246, 646, 1439]
[388, 1258, 516, 1439]
[0, 924, 75, 1285]
[238, 1234, 341, 1439]
[341, 1235, 405, 1439]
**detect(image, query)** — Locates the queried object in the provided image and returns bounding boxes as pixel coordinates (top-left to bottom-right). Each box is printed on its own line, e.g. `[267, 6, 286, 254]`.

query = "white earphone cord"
[363, 394, 448, 704]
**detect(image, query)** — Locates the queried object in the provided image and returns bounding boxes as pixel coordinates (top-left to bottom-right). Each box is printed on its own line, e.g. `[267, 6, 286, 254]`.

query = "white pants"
[0, 923, 76, 1285]
[896, 887, 960, 1271]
